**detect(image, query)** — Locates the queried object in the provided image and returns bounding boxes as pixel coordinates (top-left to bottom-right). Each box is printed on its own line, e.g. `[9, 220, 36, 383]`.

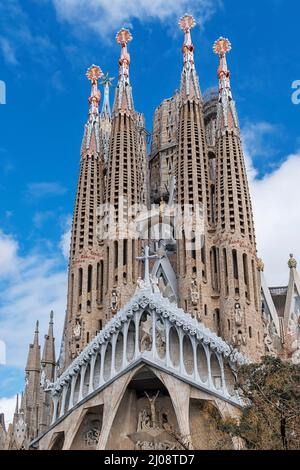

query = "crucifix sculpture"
[145, 391, 160, 429]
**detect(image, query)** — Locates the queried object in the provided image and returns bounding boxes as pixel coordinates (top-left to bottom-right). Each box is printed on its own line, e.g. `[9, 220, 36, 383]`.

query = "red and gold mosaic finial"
[213, 37, 232, 57]
[213, 37, 232, 81]
[86, 64, 103, 84]
[86, 64, 103, 116]
[179, 14, 196, 32]
[114, 28, 134, 112]
[116, 29, 132, 71]
[116, 28, 133, 46]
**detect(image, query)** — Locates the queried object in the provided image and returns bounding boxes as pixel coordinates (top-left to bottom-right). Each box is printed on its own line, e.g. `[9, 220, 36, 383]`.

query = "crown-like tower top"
[179, 14, 200, 100]
[179, 13, 196, 44]
[213, 37, 232, 95]
[86, 64, 103, 118]
[288, 254, 297, 269]
[81, 64, 104, 155]
[213, 37, 238, 131]
[114, 29, 134, 113]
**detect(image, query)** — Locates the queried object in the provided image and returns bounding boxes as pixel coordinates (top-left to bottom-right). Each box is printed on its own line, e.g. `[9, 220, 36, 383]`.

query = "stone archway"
[69, 405, 104, 450]
[189, 400, 234, 450]
[105, 367, 182, 450]
[50, 431, 65, 450]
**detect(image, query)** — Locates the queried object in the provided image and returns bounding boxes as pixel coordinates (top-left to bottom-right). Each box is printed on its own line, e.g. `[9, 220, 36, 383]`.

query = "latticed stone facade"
[2, 17, 299, 451]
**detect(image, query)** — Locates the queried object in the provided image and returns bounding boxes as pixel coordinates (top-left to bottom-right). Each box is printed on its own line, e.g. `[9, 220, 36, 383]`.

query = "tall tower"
[39, 312, 56, 434]
[102, 29, 148, 320]
[176, 15, 210, 319]
[62, 65, 107, 366]
[213, 38, 263, 359]
[23, 322, 41, 441]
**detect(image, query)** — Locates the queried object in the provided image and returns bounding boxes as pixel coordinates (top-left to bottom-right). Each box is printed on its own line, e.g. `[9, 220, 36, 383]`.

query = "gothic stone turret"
[212, 38, 263, 359]
[175, 15, 211, 321]
[62, 65, 108, 366]
[101, 29, 149, 321]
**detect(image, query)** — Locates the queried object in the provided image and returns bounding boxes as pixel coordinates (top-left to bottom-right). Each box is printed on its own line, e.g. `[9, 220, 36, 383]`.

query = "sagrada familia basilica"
[1, 15, 300, 450]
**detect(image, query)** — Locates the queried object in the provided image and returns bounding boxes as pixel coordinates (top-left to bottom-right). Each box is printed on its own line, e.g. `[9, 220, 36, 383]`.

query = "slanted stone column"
[59, 386, 68, 418]
[51, 395, 59, 425]
[68, 375, 77, 411]
[88, 354, 97, 394]
[78, 365, 86, 402]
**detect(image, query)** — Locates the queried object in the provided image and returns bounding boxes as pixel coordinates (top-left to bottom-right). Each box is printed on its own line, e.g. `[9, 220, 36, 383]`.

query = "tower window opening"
[78, 268, 83, 297]
[114, 241, 118, 270]
[87, 265, 92, 293]
[232, 250, 238, 280]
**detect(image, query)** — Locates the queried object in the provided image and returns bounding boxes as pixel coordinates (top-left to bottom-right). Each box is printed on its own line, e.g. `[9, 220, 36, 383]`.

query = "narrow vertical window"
[70, 273, 74, 318]
[87, 265, 92, 293]
[114, 241, 118, 269]
[123, 239, 128, 265]
[132, 239, 135, 280]
[232, 250, 238, 279]
[243, 254, 249, 299]
[223, 248, 229, 296]
[100, 260, 104, 304]
[78, 268, 83, 296]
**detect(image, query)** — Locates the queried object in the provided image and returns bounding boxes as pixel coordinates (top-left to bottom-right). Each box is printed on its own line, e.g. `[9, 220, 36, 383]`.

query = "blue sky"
[0, 0, 300, 423]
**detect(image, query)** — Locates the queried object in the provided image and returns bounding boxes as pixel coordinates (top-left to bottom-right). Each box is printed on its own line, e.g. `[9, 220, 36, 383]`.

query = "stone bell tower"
[101, 29, 149, 321]
[212, 37, 264, 359]
[175, 15, 211, 320]
[61, 65, 108, 367]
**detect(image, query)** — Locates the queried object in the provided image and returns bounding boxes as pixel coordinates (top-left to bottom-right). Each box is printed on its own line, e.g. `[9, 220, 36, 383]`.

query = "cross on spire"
[137, 245, 158, 287]
[101, 73, 114, 117]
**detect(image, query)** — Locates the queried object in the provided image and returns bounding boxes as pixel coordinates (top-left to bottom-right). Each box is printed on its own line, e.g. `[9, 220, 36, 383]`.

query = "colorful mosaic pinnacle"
[213, 37, 232, 56]
[116, 28, 133, 45]
[86, 64, 103, 83]
[178, 13, 196, 32]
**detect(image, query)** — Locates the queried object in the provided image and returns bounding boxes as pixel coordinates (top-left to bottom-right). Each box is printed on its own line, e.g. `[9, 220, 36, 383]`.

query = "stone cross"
[137, 245, 158, 287]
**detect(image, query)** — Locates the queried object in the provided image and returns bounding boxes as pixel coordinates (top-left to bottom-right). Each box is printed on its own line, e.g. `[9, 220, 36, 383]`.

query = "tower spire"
[26, 321, 40, 372]
[81, 64, 103, 155]
[179, 14, 201, 100]
[114, 28, 134, 113]
[213, 37, 238, 131]
[86, 64, 103, 118]
[14, 394, 19, 415]
[42, 311, 55, 366]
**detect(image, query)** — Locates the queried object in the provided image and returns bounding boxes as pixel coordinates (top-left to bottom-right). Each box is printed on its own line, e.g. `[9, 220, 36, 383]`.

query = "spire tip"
[86, 64, 103, 83]
[288, 254, 297, 269]
[213, 37, 232, 56]
[116, 29, 133, 45]
[179, 14, 196, 32]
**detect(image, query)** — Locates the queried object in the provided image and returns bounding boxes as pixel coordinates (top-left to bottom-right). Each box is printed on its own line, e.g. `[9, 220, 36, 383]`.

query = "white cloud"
[0, 37, 18, 66]
[52, 0, 221, 37]
[0, 395, 17, 429]
[26, 182, 67, 199]
[242, 123, 300, 286]
[0, 230, 19, 278]
[0, 230, 67, 370]
[0, 2, 56, 68]
[59, 216, 72, 259]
